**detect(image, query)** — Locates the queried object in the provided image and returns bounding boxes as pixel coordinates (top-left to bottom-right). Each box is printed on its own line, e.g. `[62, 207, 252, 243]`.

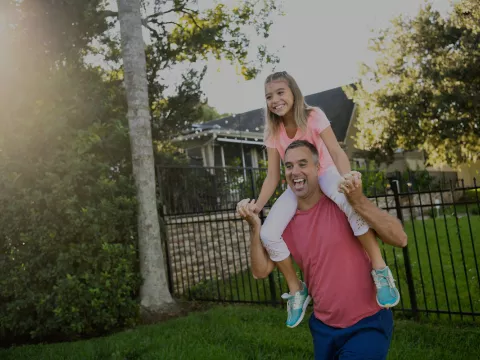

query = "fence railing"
[157, 165, 479, 321]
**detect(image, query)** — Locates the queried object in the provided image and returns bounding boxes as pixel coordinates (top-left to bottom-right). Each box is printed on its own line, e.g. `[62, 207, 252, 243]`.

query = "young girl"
[237, 71, 400, 328]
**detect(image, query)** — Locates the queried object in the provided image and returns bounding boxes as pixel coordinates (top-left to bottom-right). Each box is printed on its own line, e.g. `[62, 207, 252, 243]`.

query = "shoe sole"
[287, 295, 312, 329]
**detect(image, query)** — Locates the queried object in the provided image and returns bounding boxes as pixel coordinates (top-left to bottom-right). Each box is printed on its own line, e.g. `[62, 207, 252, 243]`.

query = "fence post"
[250, 168, 278, 306]
[391, 180, 418, 319]
[260, 209, 278, 307]
[156, 165, 174, 295]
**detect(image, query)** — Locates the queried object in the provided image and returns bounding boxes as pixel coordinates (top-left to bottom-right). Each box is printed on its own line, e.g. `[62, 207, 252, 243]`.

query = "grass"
[1, 305, 479, 360]
[188, 216, 480, 322]
[386, 215, 480, 319]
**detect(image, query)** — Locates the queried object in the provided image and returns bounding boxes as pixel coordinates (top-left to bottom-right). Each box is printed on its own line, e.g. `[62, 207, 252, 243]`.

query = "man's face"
[284, 146, 320, 199]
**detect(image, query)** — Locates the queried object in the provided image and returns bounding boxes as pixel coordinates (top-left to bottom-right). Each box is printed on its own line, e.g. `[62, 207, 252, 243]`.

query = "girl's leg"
[260, 187, 301, 293]
[276, 257, 302, 293]
[318, 167, 385, 268]
[319, 167, 400, 308]
[358, 231, 387, 270]
[260, 187, 311, 327]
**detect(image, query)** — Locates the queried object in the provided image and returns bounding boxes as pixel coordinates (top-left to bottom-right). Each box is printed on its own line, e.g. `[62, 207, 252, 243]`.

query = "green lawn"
[385, 215, 480, 319]
[188, 216, 480, 321]
[1, 305, 479, 360]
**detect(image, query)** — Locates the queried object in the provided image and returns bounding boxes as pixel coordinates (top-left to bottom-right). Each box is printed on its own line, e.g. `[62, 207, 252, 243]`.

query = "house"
[173, 86, 356, 168]
[173, 85, 467, 185]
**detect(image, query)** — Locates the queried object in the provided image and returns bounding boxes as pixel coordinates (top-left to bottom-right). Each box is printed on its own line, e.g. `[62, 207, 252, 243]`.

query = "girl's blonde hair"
[263, 71, 312, 142]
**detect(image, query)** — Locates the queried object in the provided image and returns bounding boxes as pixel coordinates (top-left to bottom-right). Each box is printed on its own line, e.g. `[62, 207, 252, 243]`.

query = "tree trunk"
[116, 0, 174, 311]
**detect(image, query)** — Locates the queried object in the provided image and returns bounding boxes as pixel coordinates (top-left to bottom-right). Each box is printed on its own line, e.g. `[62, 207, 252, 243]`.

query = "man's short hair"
[284, 140, 319, 164]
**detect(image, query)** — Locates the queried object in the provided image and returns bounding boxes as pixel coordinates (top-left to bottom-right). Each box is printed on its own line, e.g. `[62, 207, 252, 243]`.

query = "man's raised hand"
[237, 199, 261, 229]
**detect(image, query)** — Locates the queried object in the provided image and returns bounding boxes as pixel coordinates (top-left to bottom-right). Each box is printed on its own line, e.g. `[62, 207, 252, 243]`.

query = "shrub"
[0, 125, 142, 344]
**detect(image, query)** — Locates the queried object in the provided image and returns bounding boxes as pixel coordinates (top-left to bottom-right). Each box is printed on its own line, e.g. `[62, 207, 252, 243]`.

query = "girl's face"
[265, 79, 294, 117]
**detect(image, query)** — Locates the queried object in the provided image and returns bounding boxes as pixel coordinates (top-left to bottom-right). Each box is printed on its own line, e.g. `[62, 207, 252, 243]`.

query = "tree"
[115, 0, 281, 312]
[345, 0, 480, 167]
[0, 0, 282, 339]
[116, 0, 174, 311]
[141, 0, 281, 140]
[1, 2, 141, 341]
[199, 103, 230, 122]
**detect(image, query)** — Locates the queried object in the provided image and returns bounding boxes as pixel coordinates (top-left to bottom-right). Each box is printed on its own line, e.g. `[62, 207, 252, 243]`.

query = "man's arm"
[340, 176, 408, 248]
[249, 222, 275, 279]
[237, 199, 275, 279]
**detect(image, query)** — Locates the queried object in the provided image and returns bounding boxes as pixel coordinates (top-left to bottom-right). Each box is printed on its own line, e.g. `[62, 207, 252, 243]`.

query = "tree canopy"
[345, 0, 480, 167]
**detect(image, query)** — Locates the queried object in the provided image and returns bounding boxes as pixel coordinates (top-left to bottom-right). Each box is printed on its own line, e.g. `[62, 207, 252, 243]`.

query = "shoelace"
[281, 292, 304, 310]
[373, 273, 397, 297]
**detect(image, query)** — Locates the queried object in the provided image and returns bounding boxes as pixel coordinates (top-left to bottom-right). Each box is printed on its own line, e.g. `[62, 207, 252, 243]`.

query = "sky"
[108, 0, 455, 115]
[198, 0, 454, 115]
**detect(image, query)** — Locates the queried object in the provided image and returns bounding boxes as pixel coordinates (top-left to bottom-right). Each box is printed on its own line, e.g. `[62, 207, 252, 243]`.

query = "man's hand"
[237, 199, 262, 229]
[238, 199, 275, 279]
[236, 198, 261, 215]
[339, 172, 408, 248]
[338, 171, 363, 205]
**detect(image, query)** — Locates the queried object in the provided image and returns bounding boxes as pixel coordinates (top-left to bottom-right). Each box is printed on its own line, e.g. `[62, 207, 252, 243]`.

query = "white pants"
[260, 166, 369, 262]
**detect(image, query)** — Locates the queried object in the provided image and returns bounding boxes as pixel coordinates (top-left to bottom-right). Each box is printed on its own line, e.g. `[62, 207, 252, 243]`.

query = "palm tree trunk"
[116, 0, 174, 311]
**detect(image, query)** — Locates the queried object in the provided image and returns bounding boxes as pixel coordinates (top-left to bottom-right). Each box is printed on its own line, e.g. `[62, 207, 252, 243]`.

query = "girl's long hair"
[263, 71, 312, 142]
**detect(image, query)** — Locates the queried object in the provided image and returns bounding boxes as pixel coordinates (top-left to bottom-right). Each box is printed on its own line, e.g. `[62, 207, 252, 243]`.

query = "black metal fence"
[157, 165, 480, 321]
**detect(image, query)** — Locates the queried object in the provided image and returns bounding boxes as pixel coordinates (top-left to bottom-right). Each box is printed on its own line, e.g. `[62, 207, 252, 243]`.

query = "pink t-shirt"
[282, 196, 381, 328]
[264, 107, 335, 175]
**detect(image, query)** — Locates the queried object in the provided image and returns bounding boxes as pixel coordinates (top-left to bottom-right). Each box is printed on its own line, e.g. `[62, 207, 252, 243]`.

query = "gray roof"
[191, 85, 355, 142]
[192, 108, 265, 134]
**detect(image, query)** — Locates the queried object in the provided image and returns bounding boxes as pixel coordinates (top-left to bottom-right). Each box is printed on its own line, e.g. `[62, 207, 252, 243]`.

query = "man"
[238, 140, 407, 360]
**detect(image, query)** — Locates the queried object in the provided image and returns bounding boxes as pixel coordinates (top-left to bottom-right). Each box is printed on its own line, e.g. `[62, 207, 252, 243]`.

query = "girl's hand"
[338, 171, 362, 194]
[237, 199, 261, 229]
[348, 170, 362, 181]
[236, 198, 261, 214]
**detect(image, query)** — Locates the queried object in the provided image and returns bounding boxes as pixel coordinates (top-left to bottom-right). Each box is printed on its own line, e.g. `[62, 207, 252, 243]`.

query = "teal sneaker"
[280, 282, 312, 328]
[371, 266, 400, 308]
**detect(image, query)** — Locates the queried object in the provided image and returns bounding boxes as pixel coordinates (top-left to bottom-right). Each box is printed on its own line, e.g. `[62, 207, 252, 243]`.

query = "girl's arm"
[255, 147, 281, 212]
[320, 127, 351, 175]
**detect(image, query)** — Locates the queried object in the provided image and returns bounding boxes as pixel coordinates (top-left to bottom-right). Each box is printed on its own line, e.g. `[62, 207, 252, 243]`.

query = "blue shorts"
[309, 309, 393, 360]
